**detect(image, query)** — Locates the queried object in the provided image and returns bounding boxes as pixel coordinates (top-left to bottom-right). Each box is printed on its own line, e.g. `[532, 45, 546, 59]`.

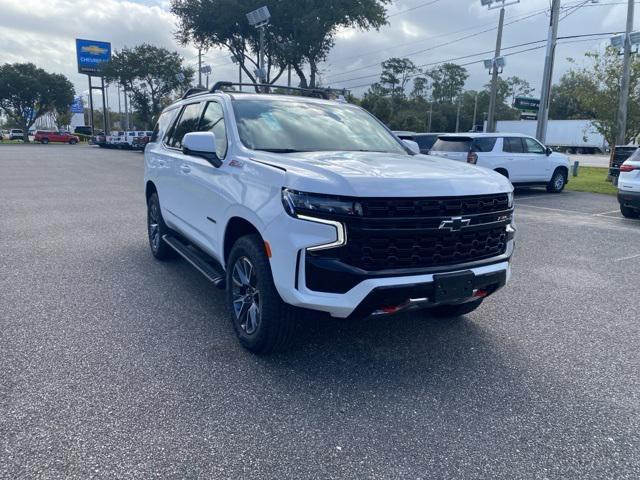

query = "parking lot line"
[516, 203, 590, 215]
[614, 253, 640, 262]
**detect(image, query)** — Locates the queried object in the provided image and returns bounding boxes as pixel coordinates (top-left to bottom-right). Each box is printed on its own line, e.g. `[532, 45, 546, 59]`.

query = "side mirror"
[402, 139, 420, 154]
[182, 132, 222, 167]
[545, 146, 553, 156]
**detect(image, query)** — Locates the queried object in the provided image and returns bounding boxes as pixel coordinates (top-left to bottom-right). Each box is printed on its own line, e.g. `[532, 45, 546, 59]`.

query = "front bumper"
[618, 189, 640, 209]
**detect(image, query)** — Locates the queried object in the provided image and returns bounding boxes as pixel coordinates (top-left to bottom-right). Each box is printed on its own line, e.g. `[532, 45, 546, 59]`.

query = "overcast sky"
[0, 0, 635, 107]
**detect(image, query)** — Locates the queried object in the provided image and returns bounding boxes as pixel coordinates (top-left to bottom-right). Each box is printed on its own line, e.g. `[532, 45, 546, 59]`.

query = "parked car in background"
[617, 148, 640, 218]
[132, 131, 153, 151]
[74, 126, 93, 136]
[430, 133, 570, 193]
[8, 129, 24, 141]
[394, 131, 447, 154]
[34, 130, 80, 144]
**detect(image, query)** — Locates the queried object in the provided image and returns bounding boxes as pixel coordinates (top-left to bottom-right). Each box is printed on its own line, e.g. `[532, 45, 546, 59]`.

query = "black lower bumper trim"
[618, 190, 640, 209]
[348, 269, 507, 319]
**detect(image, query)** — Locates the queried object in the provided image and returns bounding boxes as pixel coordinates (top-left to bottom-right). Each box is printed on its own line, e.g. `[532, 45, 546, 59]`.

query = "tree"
[554, 47, 640, 145]
[103, 44, 193, 128]
[171, 0, 390, 88]
[411, 76, 429, 100]
[550, 71, 597, 120]
[379, 57, 417, 96]
[0, 63, 74, 142]
[427, 63, 468, 103]
[505, 76, 535, 105]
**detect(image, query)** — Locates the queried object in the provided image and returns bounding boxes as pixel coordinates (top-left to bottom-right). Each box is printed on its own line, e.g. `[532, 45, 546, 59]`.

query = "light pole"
[536, 0, 560, 143]
[246, 6, 271, 84]
[481, 0, 518, 133]
[200, 65, 212, 89]
[612, 1, 638, 145]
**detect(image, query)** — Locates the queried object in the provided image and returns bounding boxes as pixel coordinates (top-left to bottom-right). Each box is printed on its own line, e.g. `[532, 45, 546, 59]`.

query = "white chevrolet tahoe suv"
[430, 133, 570, 193]
[144, 82, 516, 353]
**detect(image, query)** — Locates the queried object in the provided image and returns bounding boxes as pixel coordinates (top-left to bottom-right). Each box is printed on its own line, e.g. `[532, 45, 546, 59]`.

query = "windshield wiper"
[253, 148, 309, 153]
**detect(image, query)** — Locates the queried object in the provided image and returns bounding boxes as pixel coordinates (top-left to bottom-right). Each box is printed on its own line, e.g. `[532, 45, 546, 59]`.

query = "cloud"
[0, 0, 634, 104]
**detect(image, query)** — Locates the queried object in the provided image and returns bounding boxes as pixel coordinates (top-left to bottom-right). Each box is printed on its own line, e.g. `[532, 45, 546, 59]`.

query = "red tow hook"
[473, 288, 489, 298]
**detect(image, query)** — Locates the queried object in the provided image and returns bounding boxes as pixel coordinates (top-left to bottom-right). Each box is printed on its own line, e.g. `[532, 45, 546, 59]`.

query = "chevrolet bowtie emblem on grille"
[438, 216, 471, 232]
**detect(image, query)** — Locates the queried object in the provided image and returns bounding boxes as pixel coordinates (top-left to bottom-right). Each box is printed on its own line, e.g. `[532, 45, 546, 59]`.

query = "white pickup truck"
[144, 82, 516, 353]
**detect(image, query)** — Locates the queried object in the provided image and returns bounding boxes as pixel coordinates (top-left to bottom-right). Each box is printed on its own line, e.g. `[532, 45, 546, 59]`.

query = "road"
[1, 144, 639, 479]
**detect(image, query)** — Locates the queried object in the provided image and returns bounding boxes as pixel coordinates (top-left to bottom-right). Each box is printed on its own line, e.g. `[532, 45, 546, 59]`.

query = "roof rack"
[181, 87, 208, 100]
[209, 81, 348, 100]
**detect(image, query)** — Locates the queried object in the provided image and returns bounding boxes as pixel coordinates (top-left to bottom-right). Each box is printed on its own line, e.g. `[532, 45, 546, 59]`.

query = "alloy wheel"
[231, 256, 261, 335]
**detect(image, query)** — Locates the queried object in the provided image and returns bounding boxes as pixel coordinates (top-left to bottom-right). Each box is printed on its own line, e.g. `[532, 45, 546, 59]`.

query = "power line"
[387, 0, 443, 18]
[334, 32, 619, 90]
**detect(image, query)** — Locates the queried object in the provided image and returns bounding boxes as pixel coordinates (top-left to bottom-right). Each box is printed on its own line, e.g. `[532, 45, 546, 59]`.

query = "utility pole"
[616, 0, 635, 145]
[455, 97, 462, 133]
[536, 0, 561, 143]
[486, 6, 505, 133]
[427, 102, 433, 132]
[472, 92, 479, 131]
[198, 48, 203, 88]
[123, 90, 129, 131]
[259, 27, 266, 83]
[288, 65, 292, 87]
[246, 6, 270, 85]
[117, 84, 122, 129]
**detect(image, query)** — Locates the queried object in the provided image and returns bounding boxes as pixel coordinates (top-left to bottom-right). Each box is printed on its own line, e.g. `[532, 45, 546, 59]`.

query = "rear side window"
[151, 109, 176, 143]
[199, 101, 228, 159]
[166, 103, 202, 149]
[431, 137, 472, 152]
[472, 137, 497, 152]
[503, 137, 525, 153]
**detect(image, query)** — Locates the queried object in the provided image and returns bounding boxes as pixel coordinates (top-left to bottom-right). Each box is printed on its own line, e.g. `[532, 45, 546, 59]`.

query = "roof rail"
[181, 87, 207, 100]
[209, 81, 348, 100]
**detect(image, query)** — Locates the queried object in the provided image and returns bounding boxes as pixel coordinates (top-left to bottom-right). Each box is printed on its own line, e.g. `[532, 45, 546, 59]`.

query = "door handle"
[180, 164, 191, 173]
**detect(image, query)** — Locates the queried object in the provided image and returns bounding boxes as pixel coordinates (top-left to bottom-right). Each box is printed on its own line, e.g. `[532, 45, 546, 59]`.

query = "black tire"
[426, 299, 483, 318]
[227, 234, 299, 353]
[147, 193, 176, 260]
[41, 138, 49, 144]
[69, 139, 77, 145]
[494, 169, 509, 179]
[620, 204, 640, 219]
[546, 168, 567, 193]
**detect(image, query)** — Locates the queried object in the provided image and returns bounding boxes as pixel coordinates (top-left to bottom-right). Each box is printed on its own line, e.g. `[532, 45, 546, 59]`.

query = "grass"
[566, 166, 617, 196]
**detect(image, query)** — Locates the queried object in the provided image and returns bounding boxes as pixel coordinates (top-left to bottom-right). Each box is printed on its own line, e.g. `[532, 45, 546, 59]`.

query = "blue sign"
[76, 39, 111, 75]
[70, 97, 84, 114]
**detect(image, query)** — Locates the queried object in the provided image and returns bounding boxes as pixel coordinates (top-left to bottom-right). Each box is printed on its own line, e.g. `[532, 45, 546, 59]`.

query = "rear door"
[159, 102, 204, 238]
[502, 137, 530, 182]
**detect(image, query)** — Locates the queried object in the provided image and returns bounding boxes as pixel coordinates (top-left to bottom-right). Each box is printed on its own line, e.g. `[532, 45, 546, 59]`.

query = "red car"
[34, 130, 80, 144]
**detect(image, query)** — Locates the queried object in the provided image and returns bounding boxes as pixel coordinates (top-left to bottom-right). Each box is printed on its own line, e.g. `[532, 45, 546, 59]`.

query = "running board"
[162, 235, 226, 289]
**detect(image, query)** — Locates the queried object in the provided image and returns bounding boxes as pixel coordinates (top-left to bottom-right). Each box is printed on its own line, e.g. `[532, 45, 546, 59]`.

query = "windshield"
[232, 98, 407, 154]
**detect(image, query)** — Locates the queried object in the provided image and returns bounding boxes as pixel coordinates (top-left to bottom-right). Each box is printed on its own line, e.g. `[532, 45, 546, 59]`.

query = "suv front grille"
[308, 193, 511, 272]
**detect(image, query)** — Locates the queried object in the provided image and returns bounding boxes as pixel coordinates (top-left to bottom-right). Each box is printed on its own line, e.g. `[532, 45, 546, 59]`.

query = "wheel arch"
[494, 168, 509, 178]
[224, 217, 264, 266]
[145, 180, 157, 202]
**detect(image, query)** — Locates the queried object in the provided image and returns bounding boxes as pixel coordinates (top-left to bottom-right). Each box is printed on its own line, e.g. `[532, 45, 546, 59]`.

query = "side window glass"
[503, 137, 524, 153]
[473, 137, 497, 152]
[167, 103, 202, 149]
[152, 109, 175, 143]
[199, 101, 228, 159]
[524, 137, 545, 154]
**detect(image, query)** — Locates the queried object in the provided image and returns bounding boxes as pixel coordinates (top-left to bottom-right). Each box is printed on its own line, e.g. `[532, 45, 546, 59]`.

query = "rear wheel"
[41, 138, 49, 144]
[69, 139, 77, 145]
[620, 204, 640, 219]
[146, 193, 176, 260]
[227, 234, 299, 353]
[546, 168, 567, 193]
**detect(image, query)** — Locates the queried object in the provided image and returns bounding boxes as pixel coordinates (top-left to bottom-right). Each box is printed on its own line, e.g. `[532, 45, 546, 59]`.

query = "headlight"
[507, 191, 514, 209]
[282, 188, 361, 217]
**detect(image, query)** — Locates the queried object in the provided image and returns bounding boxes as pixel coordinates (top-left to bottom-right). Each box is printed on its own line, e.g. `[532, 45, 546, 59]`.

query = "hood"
[253, 151, 513, 197]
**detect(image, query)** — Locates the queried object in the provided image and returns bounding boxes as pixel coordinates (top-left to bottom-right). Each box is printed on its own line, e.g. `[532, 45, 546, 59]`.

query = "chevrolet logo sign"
[438, 216, 471, 232]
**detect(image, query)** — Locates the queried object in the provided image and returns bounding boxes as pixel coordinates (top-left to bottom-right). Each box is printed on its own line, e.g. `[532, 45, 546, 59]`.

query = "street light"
[246, 6, 270, 84]
[480, 0, 520, 9]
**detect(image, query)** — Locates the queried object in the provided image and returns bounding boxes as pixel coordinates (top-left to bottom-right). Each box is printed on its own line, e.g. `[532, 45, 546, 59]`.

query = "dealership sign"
[76, 39, 111, 75]
[70, 97, 84, 113]
[513, 97, 540, 112]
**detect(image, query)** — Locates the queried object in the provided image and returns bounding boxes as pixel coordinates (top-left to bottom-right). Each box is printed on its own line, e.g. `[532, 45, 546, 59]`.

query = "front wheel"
[227, 234, 299, 353]
[41, 138, 49, 144]
[69, 139, 77, 145]
[425, 299, 483, 318]
[547, 168, 567, 193]
[620, 204, 640, 219]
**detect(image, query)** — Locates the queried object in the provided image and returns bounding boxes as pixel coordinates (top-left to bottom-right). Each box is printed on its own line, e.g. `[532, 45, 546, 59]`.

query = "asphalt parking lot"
[1, 144, 638, 479]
